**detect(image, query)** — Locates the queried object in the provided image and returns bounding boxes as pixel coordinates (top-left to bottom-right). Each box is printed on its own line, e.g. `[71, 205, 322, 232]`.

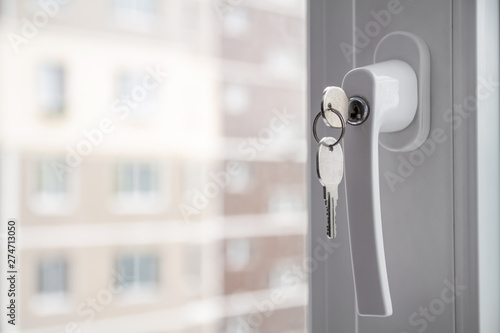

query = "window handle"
[342, 55, 427, 316]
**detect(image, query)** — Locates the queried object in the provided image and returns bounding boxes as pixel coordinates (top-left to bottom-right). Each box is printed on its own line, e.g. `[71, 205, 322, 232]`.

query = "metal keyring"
[312, 109, 346, 148]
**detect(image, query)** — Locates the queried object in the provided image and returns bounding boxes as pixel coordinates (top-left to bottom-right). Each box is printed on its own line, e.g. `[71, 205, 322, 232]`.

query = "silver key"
[322, 86, 349, 128]
[317, 137, 344, 238]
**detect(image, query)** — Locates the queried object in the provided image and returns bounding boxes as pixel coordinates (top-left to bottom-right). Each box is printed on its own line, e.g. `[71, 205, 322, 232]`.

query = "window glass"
[36, 159, 67, 195]
[31, 158, 75, 214]
[115, 162, 158, 197]
[113, 0, 157, 27]
[226, 161, 251, 193]
[117, 254, 158, 291]
[5, 0, 306, 332]
[268, 185, 303, 214]
[38, 258, 67, 295]
[223, 8, 250, 38]
[117, 72, 158, 119]
[226, 238, 252, 271]
[224, 84, 250, 115]
[38, 64, 65, 114]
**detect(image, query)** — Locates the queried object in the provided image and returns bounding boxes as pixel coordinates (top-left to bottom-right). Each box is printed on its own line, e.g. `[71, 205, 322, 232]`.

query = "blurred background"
[0, 0, 307, 332]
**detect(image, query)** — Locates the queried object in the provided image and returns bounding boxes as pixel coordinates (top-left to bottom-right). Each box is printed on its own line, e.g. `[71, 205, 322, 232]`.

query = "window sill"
[30, 293, 73, 316]
[29, 195, 76, 216]
[116, 286, 161, 306]
[109, 196, 166, 215]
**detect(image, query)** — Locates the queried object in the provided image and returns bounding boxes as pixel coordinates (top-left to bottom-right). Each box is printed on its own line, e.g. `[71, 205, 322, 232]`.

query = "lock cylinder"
[347, 96, 370, 126]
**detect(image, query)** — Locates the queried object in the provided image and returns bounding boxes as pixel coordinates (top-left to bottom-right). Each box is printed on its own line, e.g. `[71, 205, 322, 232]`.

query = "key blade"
[328, 186, 338, 238]
[325, 191, 333, 238]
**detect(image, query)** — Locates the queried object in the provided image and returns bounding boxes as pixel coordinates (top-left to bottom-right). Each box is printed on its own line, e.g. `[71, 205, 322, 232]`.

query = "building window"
[266, 48, 300, 78]
[224, 84, 250, 115]
[115, 162, 158, 201]
[32, 159, 73, 214]
[268, 185, 303, 214]
[118, 72, 158, 119]
[226, 162, 250, 194]
[38, 258, 67, 295]
[181, 0, 200, 41]
[223, 8, 250, 38]
[225, 239, 252, 271]
[113, 0, 157, 29]
[36, 159, 67, 196]
[268, 259, 298, 289]
[116, 254, 158, 292]
[114, 0, 156, 15]
[38, 64, 65, 115]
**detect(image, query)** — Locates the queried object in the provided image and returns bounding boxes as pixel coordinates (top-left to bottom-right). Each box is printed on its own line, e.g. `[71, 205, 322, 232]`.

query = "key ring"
[313, 108, 346, 148]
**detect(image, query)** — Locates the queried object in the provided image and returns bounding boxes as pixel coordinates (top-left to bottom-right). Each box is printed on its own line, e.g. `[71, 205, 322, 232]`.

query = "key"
[322, 86, 349, 128]
[317, 137, 344, 238]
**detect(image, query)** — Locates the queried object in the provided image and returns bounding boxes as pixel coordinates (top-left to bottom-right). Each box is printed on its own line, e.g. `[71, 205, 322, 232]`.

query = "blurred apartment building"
[0, 1, 306, 332]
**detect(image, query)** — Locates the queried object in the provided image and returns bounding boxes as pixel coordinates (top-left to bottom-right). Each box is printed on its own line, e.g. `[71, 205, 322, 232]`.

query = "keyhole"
[347, 97, 369, 126]
[350, 104, 360, 120]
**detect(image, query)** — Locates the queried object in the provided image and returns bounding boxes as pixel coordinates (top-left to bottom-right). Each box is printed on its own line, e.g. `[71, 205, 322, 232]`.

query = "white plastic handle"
[342, 60, 418, 316]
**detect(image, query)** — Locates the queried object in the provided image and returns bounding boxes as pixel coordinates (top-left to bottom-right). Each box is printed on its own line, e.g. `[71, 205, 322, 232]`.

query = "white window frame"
[111, 161, 165, 214]
[31, 257, 71, 315]
[308, 0, 500, 332]
[29, 158, 78, 215]
[116, 253, 159, 302]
